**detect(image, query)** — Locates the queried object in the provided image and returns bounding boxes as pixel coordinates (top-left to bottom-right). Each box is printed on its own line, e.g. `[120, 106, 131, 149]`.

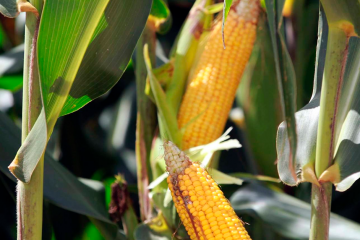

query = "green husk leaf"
[166, 0, 212, 114]
[144, 44, 181, 146]
[208, 168, 243, 185]
[205, 3, 223, 14]
[221, 0, 233, 47]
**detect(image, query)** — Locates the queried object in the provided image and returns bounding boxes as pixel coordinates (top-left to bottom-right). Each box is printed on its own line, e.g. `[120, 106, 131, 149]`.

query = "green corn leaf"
[38, 0, 110, 130]
[60, 0, 151, 116]
[0, 75, 23, 92]
[0, 45, 24, 91]
[237, 11, 282, 178]
[149, 0, 172, 34]
[231, 183, 360, 239]
[11, 0, 151, 183]
[10, 0, 110, 182]
[265, 0, 298, 183]
[0, 111, 125, 238]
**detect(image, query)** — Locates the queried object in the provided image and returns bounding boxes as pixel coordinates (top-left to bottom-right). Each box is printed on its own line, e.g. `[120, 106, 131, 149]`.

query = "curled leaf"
[8, 109, 47, 183]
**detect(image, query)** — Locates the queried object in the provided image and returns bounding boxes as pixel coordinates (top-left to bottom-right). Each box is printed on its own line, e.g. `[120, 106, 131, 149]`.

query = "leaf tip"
[8, 155, 28, 183]
[17, 0, 39, 18]
[8, 161, 18, 173]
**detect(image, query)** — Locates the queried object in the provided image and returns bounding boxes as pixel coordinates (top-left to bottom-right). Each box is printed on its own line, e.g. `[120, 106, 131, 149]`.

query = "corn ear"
[178, 0, 260, 150]
[164, 141, 251, 240]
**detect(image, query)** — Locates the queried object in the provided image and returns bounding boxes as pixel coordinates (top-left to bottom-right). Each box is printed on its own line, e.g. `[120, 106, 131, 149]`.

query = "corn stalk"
[310, 1, 356, 239]
[18, 0, 43, 239]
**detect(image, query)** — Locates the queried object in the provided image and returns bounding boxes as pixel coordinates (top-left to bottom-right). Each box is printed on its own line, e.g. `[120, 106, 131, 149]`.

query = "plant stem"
[135, 24, 157, 221]
[310, 3, 351, 239]
[18, 1, 43, 239]
[310, 183, 332, 240]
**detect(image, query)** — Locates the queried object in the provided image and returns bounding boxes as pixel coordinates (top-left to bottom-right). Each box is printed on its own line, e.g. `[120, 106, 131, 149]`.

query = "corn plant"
[0, 0, 151, 238]
[276, 1, 360, 239]
[1, 0, 360, 240]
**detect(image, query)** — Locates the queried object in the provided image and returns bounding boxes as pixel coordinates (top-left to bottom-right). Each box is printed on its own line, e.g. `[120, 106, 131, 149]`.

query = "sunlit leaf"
[38, 0, 110, 131]
[12, 0, 151, 183]
[10, 0, 110, 183]
[61, 0, 151, 116]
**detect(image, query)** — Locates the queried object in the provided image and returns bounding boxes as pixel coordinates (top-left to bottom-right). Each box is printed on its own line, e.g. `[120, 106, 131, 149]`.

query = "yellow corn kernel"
[164, 141, 251, 240]
[178, 0, 260, 150]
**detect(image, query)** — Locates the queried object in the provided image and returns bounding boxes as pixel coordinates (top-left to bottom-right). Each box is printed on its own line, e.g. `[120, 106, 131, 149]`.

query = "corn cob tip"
[235, 0, 260, 23]
[164, 141, 192, 174]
